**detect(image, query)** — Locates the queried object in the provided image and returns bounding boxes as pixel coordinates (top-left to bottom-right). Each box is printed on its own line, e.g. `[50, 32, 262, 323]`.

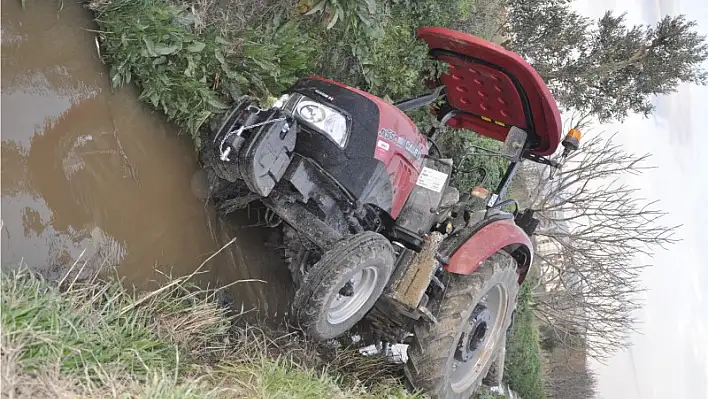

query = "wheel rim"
[326, 266, 379, 325]
[450, 283, 508, 392]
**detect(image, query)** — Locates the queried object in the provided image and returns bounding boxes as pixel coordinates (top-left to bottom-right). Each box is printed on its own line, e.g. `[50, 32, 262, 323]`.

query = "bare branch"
[522, 131, 678, 361]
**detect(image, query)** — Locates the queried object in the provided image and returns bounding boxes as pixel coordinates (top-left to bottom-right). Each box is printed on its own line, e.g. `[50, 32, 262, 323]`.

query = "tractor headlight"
[273, 93, 349, 148]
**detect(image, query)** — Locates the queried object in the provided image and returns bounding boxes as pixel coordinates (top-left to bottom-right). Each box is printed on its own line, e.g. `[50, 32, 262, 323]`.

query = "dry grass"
[0, 267, 416, 399]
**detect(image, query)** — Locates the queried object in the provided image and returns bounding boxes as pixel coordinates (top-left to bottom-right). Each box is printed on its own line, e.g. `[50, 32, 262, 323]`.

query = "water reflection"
[1, 0, 294, 317]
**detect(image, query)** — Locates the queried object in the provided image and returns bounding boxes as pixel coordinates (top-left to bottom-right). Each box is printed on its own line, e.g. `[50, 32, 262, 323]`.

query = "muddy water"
[1, 0, 293, 317]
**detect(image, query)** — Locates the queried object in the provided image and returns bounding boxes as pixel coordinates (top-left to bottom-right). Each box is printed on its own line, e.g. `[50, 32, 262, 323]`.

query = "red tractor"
[202, 27, 578, 398]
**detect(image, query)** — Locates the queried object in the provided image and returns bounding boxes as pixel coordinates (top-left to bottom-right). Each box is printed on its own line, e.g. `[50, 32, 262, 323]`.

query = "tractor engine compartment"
[206, 77, 452, 257]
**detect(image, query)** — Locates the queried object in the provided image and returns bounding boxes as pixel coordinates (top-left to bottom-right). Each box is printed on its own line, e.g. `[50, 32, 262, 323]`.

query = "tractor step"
[385, 232, 445, 310]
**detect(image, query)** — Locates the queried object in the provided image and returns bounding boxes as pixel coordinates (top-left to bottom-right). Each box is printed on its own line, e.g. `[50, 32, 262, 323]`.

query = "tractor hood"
[416, 27, 562, 157]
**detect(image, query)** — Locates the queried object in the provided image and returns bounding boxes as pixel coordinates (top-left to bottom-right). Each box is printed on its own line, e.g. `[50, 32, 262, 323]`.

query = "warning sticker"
[374, 140, 390, 159]
[376, 140, 390, 151]
[416, 167, 448, 192]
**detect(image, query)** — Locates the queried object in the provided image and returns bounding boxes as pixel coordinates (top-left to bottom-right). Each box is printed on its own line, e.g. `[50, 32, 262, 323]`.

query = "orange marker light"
[562, 128, 582, 152]
[567, 128, 582, 141]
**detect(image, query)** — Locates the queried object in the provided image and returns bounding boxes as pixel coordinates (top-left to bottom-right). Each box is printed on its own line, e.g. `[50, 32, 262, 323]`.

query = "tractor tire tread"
[292, 231, 395, 342]
[404, 252, 519, 399]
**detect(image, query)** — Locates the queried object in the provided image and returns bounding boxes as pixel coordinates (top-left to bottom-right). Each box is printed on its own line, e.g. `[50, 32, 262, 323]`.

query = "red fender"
[445, 218, 533, 276]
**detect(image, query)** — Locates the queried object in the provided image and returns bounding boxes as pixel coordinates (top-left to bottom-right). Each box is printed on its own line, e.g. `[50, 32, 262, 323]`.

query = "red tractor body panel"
[311, 77, 427, 219]
[416, 27, 562, 156]
[445, 218, 532, 275]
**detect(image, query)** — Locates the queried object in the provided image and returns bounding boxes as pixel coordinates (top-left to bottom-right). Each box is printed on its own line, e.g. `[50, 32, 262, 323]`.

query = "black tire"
[282, 225, 319, 288]
[200, 143, 241, 186]
[201, 165, 255, 216]
[292, 231, 395, 341]
[405, 252, 519, 398]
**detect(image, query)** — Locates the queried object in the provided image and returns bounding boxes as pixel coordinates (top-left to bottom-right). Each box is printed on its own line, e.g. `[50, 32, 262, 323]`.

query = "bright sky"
[571, 0, 708, 398]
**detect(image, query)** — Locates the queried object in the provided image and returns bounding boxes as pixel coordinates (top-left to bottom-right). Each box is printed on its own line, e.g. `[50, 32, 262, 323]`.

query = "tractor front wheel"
[405, 252, 519, 398]
[292, 231, 395, 341]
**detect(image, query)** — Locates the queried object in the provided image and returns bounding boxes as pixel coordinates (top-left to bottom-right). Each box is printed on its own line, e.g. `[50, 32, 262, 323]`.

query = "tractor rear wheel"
[292, 231, 395, 341]
[405, 252, 519, 398]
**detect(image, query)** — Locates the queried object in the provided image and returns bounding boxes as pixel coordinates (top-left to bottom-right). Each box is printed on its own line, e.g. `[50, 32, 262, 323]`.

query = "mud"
[1, 0, 293, 318]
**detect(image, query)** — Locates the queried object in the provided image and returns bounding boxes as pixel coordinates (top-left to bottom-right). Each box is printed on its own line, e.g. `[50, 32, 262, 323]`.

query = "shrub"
[302, 0, 383, 31]
[90, 0, 317, 145]
[352, 16, 431, 100]
[503, 281, 547, 399]
[437, 129, 508, 192]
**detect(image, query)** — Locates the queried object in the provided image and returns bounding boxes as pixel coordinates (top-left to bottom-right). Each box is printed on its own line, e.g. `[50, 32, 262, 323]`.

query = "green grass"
[1, 268, 418, 398]
[503, 279, 547, 399]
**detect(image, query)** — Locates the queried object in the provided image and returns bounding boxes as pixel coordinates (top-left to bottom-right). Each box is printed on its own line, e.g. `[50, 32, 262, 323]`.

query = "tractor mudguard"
[444, 218, 532, 277]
